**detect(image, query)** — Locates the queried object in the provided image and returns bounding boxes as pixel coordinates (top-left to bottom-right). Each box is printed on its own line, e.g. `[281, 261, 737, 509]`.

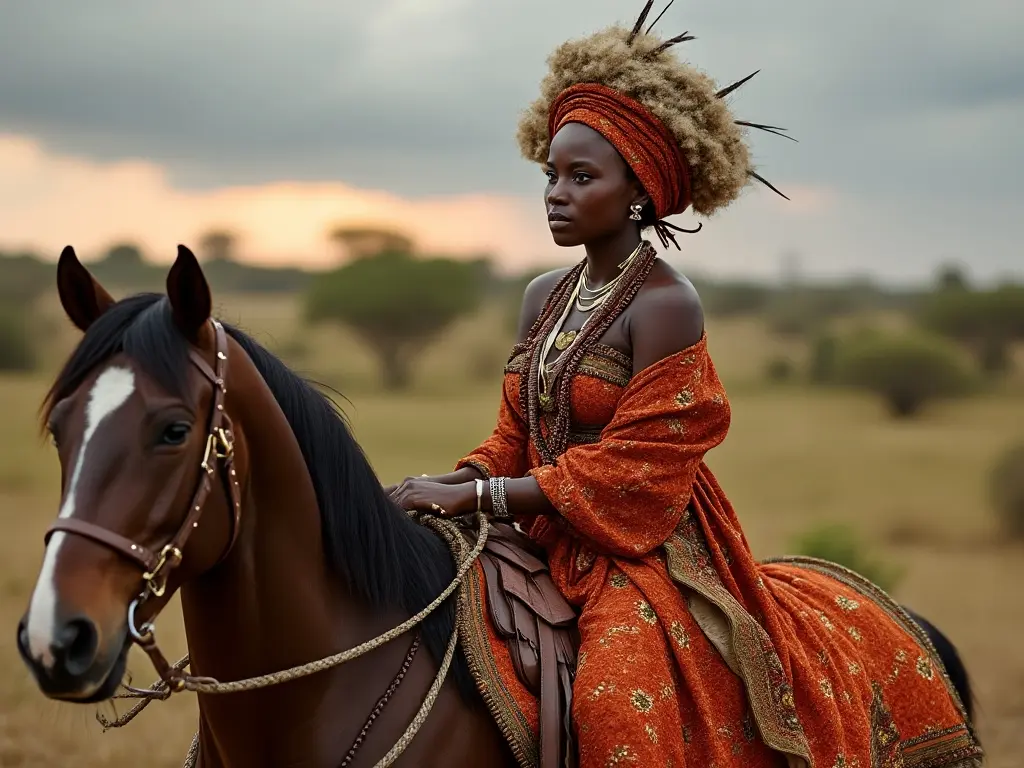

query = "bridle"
[44, 319, 242, 689]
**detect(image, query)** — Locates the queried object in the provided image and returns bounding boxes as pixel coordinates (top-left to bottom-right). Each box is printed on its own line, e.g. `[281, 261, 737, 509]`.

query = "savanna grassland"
[1, 291, 1022, 766]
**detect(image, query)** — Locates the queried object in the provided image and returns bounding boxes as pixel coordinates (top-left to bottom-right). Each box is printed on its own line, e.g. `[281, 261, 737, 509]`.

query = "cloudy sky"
[0, 0, 1020, 284]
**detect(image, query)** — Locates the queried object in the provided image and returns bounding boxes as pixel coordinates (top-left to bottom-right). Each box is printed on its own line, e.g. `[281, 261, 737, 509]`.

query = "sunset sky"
[1, 1, 1020, 284]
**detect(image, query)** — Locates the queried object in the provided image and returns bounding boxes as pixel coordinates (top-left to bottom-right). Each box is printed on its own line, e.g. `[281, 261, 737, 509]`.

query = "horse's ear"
[166, 244, 212, 342]
[57, 245, 116, 332]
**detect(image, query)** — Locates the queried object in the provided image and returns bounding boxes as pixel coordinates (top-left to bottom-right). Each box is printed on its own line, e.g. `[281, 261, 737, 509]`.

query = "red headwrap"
[548, 83, 697, 246]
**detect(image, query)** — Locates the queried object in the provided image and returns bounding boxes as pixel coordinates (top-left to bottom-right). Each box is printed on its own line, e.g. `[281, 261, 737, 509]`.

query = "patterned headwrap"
[549, 82, 698, 248]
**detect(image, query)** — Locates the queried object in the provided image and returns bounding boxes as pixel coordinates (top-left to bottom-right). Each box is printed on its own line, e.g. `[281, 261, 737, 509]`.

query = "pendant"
[539, 392, 555, 413]
[554, 330, 577, 351]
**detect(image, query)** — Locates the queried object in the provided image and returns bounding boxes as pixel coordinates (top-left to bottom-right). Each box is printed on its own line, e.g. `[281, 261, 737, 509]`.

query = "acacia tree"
[916, 284, 1024, 375]
[199, 230, 237, 263]
[327, 225, 414, 262]
[305, 249, 486, 390]
[835, 331, 976, 418]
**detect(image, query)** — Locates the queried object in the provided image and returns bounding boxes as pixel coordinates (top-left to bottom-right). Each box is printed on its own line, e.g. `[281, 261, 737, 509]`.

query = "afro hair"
[516, 9, 790, 217]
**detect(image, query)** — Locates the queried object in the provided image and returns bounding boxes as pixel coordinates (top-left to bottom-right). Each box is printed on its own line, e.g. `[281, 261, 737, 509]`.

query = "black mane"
[45, 294, 474, 701]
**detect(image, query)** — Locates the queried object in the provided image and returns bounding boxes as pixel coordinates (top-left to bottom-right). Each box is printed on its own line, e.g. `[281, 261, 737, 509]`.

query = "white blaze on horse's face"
[25, 365, 136, 668]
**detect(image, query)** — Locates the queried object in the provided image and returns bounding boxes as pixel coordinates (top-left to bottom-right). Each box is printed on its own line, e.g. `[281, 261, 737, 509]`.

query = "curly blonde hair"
[516, 14, 786, 217]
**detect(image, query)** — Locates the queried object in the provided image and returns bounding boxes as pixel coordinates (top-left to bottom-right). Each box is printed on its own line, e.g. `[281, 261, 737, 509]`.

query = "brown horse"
[16, 245, 980, 767]
[15, 246, 515, 767]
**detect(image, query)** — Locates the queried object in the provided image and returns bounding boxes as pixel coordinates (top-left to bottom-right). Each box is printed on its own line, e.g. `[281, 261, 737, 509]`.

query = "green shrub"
[990, 442, 1024, 539]
[835, 331, 976, 417]
[792, 523, 904, 593]
[764, 356, 795, 383]
[808, 333, 839, 384]
[0, 306, 36, 372]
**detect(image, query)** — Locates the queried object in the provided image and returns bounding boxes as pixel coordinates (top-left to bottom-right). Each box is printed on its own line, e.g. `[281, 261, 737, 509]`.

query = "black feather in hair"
[627, 0, 657, 45]
[716, 70, 760, 99]
[651, 31, 696, 55]
[645, 0, 675, 34]
[734, 120, 798, 142]
[748, 170, 790, 200]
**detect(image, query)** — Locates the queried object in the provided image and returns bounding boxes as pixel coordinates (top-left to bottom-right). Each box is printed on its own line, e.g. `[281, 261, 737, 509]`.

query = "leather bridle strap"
[44, 320, 243, 599]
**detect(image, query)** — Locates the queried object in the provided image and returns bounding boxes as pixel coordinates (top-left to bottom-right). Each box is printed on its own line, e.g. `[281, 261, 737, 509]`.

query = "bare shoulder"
[628, 259, 705, 373]
[516, 267, 572, 343]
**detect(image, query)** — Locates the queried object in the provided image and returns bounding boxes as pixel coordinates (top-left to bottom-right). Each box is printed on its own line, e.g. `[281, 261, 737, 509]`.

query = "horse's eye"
[160, 422, 192, 446]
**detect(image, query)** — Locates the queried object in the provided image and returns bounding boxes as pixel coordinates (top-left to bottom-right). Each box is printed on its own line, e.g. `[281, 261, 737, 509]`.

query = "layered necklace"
[535, 241, 645, 413]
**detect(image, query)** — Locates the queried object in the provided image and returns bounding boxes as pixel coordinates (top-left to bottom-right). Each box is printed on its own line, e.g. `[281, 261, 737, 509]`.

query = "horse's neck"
[178, 357, 411, 765]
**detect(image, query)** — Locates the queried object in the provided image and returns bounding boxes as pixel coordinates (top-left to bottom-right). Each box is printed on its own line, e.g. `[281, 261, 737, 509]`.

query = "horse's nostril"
[59, 617, 99, 676]
[15, 617, 30, 659]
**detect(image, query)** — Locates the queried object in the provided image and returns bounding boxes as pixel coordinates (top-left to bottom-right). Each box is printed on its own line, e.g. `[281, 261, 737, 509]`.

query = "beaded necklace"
[523, 240, 658, 465]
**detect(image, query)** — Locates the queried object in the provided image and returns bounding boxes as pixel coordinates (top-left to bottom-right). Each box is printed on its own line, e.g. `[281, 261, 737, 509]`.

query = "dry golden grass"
[1, 293, 1022, 766]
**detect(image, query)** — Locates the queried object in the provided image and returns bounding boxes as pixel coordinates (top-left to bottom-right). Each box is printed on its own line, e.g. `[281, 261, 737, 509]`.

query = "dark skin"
[388, 122, 704, 521]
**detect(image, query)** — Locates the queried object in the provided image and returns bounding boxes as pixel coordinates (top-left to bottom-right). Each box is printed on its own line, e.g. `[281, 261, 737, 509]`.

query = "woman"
[389, 5, 982, 766]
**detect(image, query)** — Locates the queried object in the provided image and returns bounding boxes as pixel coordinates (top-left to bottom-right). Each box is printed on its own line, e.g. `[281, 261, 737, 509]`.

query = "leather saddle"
[462, 522, 580, 768]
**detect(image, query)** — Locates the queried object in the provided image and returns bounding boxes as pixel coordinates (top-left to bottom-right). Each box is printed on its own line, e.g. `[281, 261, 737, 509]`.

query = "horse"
[16, 245, 977, 767]
[16, 245, 515, 767]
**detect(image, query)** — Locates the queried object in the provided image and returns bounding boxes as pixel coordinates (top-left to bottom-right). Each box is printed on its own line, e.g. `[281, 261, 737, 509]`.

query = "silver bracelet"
[488, 477, 511, 520]
[475, 478, 485, 515]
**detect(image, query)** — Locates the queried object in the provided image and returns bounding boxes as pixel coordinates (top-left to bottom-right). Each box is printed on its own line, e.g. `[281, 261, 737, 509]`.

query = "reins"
[105, 511, 487, 768]
[49, 317, 491, 767]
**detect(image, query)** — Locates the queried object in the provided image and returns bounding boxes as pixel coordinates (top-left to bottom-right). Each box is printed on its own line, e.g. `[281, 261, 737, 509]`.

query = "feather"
[734, 120, 798, 142]
[651, 31, 696, 55]
[627, 0, 657, 45]
[716, 70, 759, 99]
[748, 170, 790, 200]
[646, 0, 675, 34]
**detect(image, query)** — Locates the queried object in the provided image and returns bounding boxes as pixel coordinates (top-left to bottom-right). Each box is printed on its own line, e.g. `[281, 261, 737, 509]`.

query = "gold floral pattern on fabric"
[915, 655, 934, 681]
[630, 689, 655, 713]
[669, 620, 691, 650]
[836, 595, 861, 612]
[598, 625, 639, 648]
[636, 600, 658, 625]
[605, 745, 636, 766]
[610, 572, 629, 588]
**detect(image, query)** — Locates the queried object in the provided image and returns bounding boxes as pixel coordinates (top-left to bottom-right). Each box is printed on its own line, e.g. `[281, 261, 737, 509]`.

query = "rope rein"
[99, 511, 490, 768]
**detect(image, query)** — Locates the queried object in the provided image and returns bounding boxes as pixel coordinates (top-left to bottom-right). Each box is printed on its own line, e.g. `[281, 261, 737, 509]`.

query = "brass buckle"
[142, 544, 183, 598]
[201, 429, 234, 473]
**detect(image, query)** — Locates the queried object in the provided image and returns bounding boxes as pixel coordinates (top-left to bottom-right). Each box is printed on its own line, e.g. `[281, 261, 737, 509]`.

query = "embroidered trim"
[661, 512, 813, 763]
[567, 425, 603, 446]
[458, 555, 538, 766]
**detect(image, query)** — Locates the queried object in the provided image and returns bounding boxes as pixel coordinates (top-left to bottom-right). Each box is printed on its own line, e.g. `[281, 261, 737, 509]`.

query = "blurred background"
[0, 1, 1021, 765]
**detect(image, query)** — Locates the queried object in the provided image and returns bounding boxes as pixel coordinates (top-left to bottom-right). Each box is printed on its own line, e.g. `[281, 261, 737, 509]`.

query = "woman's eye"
[573, 172, 591, 183]
[160, 422, 192, 446]
[544, 171, 556, 183]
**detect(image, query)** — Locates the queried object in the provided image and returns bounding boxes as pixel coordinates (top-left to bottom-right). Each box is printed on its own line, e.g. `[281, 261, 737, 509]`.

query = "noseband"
[43, 319, 242, 688]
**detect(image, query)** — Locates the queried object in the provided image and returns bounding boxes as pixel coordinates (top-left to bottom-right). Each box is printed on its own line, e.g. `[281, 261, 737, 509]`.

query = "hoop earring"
[629, 203, 643, 222]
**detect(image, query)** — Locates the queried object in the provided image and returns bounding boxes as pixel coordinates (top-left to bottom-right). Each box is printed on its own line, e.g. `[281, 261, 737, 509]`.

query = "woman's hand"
[389, 479, 477, 518]
[383, 467, 484, 497]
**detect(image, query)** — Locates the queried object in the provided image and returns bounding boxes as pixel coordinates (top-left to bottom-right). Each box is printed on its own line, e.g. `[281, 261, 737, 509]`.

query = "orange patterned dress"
[457, 334, 982, 768]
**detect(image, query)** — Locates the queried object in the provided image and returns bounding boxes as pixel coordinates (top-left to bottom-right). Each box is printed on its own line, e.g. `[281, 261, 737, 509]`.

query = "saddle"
[463, 522, 580, 768]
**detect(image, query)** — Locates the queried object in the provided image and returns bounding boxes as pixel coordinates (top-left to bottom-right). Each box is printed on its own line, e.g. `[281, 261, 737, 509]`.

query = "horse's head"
[16, 245, 247, 702]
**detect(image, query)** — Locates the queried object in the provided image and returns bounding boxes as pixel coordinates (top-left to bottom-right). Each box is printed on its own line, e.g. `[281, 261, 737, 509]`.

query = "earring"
[629, 203, 643, 221]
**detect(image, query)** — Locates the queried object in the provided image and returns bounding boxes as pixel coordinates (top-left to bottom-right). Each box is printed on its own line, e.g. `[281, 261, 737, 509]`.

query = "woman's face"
[544, 122, 648, 248]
